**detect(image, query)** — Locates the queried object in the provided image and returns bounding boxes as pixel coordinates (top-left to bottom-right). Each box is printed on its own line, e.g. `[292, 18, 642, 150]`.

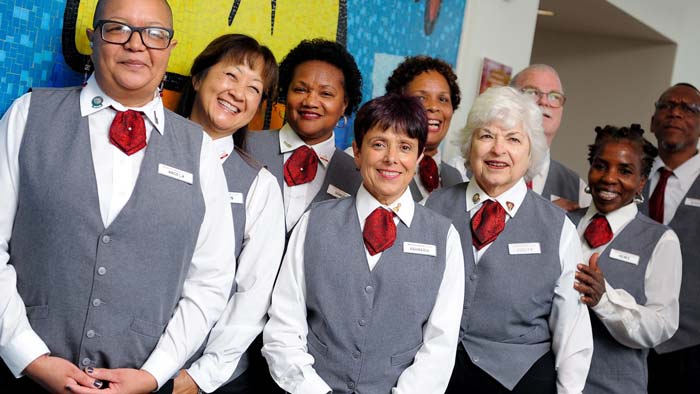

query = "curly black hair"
[277, 38, 363, 116]
[385, 55, 461, 111]
[588, 124, 658, 179]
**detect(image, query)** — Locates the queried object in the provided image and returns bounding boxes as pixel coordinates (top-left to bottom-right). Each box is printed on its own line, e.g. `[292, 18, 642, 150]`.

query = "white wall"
[443, 0, 540, 163]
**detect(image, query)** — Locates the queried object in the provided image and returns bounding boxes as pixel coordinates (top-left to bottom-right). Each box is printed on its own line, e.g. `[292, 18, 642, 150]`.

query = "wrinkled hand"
[552, 197, 580, 212]
[23, 355, 98, 394]
[574, 253, 606, 306]
[173, 369, 200, 394]
[65, 367, 157, 394]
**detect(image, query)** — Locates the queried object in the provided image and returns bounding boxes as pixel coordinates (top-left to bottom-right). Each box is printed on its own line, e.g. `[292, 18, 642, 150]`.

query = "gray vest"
[246, 130, 362, 230]
[569, 210, 667, 394]
[184, 146, 263, 383]
[640, 173, 700, 352]
[303, 197, 450, 394]
[409, 160, 464, 201]
[542, 159, 581, 202]
[11, 87, 205, 370]
[426, 184, 564, 390]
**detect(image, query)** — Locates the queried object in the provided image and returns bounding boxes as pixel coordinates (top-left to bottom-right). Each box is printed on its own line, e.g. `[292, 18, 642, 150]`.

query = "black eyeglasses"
[655, 100, 700, 115]
[520, 87, 566, 108]
[95, 20, 174, 50]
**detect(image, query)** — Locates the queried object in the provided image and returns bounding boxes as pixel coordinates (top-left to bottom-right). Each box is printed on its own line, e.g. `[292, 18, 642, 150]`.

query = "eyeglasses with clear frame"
[654, 100, 700, 115]
[94, 20, 174, 50]
[520, 86, 566, 108]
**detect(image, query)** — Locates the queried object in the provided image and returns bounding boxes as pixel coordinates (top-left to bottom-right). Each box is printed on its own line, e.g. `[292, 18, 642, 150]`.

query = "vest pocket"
[306, 329, 328, 357]
[390, 342, 422, 366]
[130, 318, 166, 338]
[25, 305, 49, 320]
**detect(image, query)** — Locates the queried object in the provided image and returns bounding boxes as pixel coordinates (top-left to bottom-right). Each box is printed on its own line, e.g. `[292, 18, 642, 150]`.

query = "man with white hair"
[510, 64, 591, 211]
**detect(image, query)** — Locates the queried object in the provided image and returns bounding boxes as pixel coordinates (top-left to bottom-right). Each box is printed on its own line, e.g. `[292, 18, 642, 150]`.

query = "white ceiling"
[536, 0, 674, 43]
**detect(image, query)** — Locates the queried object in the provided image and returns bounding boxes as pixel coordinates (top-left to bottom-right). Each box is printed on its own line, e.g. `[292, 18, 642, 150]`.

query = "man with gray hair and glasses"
[510, 64, 591, 211]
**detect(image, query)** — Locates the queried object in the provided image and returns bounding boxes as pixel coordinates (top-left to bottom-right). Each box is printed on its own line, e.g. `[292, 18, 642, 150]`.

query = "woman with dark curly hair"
[386, 55, 464, 200]
[172, 34, 286, 394]
[246, 38, 363, 232]
[568, 125, 681, 394]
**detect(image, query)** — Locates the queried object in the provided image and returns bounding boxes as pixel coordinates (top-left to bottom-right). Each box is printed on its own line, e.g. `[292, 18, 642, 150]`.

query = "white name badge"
[508, 242, 541, 255]
[684, 197, 700, 208]
[228, 192, 244, 204]
[403, 242, 437, 256]
[158, 163, 193, 184]
[327, 184, 350, 199]
[609, 248, 640, 265]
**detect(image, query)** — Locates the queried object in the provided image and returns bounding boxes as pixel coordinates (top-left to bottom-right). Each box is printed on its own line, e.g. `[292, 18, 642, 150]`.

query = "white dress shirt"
[0, 76, 236, 389]
[576, 203, 681, 348]
[279, 124, 337, 230]
[262, 185, 465, 394]
[530, 151, 591, 207]
[647, 153, 700, 224]
[464, 180, 593, 394]
[186, 137, 285, 393]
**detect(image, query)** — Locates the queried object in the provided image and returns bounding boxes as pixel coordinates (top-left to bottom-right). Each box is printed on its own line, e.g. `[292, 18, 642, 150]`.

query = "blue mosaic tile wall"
[0, 0, 81, 114]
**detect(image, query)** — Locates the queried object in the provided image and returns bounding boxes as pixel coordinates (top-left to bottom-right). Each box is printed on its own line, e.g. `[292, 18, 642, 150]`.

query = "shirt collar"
[465, 178, 528, 218]
[356, 184, 415, 228]
[652, 152, 700, 189]
[422, 149, 442, 166]
[278, 123, 335, 167]
[80, 75, 166, 135]
[212, 136, 235, 163]
[582, 201, 637, 234]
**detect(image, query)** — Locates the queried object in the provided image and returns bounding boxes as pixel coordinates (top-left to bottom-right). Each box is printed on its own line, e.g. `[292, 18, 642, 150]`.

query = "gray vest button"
[97, 267, 107, 275]
[92, 298, 102, 307]
[347, 381, 356, 389]
[81, 358, 91, 366]
[364, 286, 374, 294]
[358, 319, 366, 326]
[101, 235, 111, 244]
[86, 330, 95, 338]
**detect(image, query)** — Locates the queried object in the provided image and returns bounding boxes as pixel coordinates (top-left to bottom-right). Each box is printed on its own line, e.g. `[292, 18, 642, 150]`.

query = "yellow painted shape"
[73, 0, 340, 76]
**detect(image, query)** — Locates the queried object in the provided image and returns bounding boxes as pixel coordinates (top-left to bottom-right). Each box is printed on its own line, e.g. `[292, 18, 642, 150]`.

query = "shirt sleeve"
[187, 169, 285, 393]
[0, 93, 52, 377]
[141, 134, 236, 389]
[591, 229, 681, 349]
[550, 217, 593, 394]
[392, 225, 465, 394]
[261, 212, 332, 394]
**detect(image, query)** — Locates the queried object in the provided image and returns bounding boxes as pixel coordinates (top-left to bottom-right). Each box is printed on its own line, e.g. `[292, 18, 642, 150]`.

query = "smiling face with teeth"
[404, 70, 454, 156]
[469, 122, 530, 197]
[588, 140, 646, 214]
[190, 59, 265, 139]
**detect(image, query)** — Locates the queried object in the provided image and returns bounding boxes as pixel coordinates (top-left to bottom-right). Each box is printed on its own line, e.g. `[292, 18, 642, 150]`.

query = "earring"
[82, 59, 93, 87]
[158, 74, 167, 97]
[634, 193, 645, 204]
[584, 185, 591, 194]
[336, 115, 348, 129]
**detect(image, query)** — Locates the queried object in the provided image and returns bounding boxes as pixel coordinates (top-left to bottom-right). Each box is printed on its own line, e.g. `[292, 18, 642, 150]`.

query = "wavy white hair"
[459, 86, 547, 180]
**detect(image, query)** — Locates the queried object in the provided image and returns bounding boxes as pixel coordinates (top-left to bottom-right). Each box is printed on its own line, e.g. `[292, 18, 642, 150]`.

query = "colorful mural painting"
[0, 0, 467, 146]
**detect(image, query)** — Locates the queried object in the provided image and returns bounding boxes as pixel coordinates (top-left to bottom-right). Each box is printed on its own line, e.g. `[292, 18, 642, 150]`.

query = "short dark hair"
[278, 38, 363, 116]
[588, 124, 658, 179]
[385, 55, 461, 111]
[176, 34, 278, 149]
[354, 94, 428, 155]
[93, 0, 173, 27]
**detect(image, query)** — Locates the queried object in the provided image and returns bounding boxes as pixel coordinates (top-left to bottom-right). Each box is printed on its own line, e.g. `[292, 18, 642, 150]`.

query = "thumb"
[589, 252, 600, 271]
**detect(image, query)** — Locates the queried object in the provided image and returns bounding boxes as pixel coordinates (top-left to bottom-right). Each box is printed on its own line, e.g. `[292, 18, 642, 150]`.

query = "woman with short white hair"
[426, 86, 593, 394]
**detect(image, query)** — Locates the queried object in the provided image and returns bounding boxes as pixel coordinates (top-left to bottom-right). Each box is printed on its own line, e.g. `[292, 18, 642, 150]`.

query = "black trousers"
[445, 344, 556, 394]
[648, 344, 700, 394]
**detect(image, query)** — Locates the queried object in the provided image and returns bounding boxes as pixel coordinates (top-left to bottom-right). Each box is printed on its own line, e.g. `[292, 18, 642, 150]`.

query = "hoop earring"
[634, 193, 645, 204]
[584, 185, 591, 194]
[336, 115, 348, 129]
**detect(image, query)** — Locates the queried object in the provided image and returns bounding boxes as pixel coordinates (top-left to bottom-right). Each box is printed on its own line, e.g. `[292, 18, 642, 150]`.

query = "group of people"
[0, 0, 698, 393]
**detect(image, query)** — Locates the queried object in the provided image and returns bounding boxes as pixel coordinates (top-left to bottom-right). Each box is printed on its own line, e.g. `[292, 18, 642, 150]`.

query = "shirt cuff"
[0, 329, 50, 377]
[140, 348, 180, 390]
[292, 372, 332, 394]
[186, 354, 221, 394]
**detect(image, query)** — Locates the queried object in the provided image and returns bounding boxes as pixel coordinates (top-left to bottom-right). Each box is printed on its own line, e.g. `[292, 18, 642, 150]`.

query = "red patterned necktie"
[284, 146, 319, 186]
[525, 180, 533, 189]
[584, 214, 613, 248]
[109, 109, 147, 156]
[649, 168, 673, 223]
[363, 208, 397, 256]
[419, 155, 440, 193]
[471, 200, 506, 250]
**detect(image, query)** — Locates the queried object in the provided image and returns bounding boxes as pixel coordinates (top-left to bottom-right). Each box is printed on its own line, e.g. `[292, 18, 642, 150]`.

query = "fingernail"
[93, 380, 103, 389]
[86, 367, 94, 374]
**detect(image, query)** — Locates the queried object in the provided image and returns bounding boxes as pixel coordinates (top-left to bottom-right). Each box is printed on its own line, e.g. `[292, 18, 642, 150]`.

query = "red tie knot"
[419, 155, 440, 193]
[584, 214, 613, 248]
[363, 208, 397, 256]
[109, 109, 147, 156]
[284, 145, 319, 186]
[471, 200, 506, 250]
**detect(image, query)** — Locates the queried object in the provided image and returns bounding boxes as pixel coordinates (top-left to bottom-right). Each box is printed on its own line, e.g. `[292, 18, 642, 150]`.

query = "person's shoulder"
[164, 108, 202, 131]
[550, 159, 581, 181]
[425, 181, 468, 206]
[414, 202, 453, 228]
